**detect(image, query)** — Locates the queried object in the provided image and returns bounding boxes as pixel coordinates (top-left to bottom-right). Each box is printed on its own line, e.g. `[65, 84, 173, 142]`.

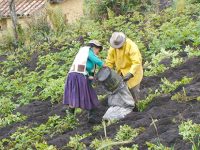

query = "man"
[105, 32, 143, 102]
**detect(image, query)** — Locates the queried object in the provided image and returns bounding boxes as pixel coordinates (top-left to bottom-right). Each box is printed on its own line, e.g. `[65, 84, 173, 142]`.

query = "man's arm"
[105, 47, 115, 69]
[128, 44, 142, 75]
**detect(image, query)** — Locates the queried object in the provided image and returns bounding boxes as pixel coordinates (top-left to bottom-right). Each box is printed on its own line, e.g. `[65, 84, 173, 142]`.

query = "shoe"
[88, 109, 100, 124]
[68, 107, 75, 114]
[61, 105, 69, 112]
[132, 105, 139, 112]
[62, 105, 75, 114]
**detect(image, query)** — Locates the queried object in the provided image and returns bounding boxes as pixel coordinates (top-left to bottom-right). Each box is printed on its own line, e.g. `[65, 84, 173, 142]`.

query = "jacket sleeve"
[88, 50, 104, 67]
[129, 44, 142, 75]
[105, 47, 115, 69]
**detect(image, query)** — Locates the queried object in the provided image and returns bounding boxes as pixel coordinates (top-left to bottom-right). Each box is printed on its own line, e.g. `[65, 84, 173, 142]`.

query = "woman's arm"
[88, 50, 104, 67]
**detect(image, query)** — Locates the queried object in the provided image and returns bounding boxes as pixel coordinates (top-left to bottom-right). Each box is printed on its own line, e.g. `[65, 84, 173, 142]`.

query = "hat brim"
[110, 40, 125, 49]
[110, 34, 126, 49]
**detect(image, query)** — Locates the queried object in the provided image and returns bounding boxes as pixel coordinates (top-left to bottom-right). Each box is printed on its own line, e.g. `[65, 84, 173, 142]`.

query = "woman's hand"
[88, 76, 94, 80]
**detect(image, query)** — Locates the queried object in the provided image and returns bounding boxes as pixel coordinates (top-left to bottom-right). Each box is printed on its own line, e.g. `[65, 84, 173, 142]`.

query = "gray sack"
[103, 82, 135, 121]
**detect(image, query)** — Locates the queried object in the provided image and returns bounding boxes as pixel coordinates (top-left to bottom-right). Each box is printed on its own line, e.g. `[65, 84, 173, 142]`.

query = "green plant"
[40, 77, 65, 103]
[90, 138, 114, 150]
[179, 120, 200, 150]
[137, 89, 161, 112]
[197, 97, 200, 101]
[0, 115, 78, 149]
[171, 87, 197, 102]
[84, 0, 140, 20]
[115, 125, 144, 141]
[0, 97, 16, 116]
[120, 144, 138, 150]
[144, 49, 183, 76]
[146, 142, 174, 150]
[67, 133, 91, 150]
[0, 113, 27, 128]
[137, 76, 193, 111]
[161, 77, 192, 94]
[93, 124, 104, 132]
[35, 141, 57, 150]
[184, 46, 200, 57]
[46, 5, 66, 34]
[45, 115, 79, 137]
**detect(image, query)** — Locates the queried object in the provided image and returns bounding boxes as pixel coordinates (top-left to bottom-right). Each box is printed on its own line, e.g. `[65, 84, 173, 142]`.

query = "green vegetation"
[0, 113, 27, 128]
[0, 97, 27, 128]
[120, 145, 139, 150]
[90, 138, 114, 150]
[137, 76, 193, 111]
[160, 77, 192, 94]
[1, 0, 200, 108]
[0, 0, 200, 149]
[171, 87, 200, 102]
[89, 125, 144, 150]
[179, 120, 200, 150]
[144, 49, 183, 76]
[67, 133, 91, 150]
[0, 115, 78, 149]
[115, 125, 145, 141]
[146, 142, 174, 150]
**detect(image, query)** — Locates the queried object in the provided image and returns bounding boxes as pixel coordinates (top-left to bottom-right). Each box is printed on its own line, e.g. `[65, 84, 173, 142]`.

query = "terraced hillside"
[0, 0, 200, 149]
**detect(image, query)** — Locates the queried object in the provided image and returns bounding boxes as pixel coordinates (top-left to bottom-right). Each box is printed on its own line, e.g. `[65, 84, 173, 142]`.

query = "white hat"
[89, 40, 102, 47]
[110, 32, 126, 49]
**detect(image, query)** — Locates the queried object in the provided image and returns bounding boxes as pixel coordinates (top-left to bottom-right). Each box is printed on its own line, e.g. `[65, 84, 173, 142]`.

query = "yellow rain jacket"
[105, 38, 143, 89]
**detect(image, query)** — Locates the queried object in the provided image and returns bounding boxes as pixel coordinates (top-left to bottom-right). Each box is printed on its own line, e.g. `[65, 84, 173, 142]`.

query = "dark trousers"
[129, 84, 140, 102]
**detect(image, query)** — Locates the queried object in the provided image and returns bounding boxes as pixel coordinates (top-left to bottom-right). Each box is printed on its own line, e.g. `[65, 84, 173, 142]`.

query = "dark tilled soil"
[0, 101, 65, 140]
[1, 57, 199, 149]
[140, 57, 200, 99]
[0, 55, 7, 62]
[82, 96, 200, 150]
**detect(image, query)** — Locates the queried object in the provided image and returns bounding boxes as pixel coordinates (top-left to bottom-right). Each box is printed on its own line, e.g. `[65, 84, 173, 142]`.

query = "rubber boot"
[61, 105, 75, 115]
[68, 107, 75, 114]
[61, 105, 69, 112]
[132, 105, 139, 112]
[88, 109, 100, 124]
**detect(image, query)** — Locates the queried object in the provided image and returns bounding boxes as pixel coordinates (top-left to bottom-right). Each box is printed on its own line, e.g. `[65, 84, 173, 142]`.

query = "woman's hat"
[89, 40, 103, 51]
[89, 40, 102, 47]
[110, 32, 126, 49]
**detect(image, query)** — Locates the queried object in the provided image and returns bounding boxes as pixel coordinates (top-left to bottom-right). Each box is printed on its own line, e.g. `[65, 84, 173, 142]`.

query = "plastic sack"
[103, 82, 135, 120]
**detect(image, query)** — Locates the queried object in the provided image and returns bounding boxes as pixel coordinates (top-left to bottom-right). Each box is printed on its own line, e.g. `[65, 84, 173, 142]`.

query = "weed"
[67, 133, 91, 150]
[171, 87, 197, 102]
[0, 97, 16, 116]
[179, 120, 200, 150]
[90, 138, 114, 150]
[120, 144, 139, 150]
[138, 76, 192, 111]
[0, 115, 78, 149]
[161, 77, 192, 94]
[0, 113, 27, 128]
[146, 142, 174, 150]
[115, 125, 144, 141]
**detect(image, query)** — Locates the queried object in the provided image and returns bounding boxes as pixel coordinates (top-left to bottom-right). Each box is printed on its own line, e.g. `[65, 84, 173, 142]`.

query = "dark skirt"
[63, 72, 99, 110]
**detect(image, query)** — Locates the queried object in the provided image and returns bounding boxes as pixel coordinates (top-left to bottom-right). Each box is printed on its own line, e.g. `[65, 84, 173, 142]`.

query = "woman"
[63, 40, 104, 123]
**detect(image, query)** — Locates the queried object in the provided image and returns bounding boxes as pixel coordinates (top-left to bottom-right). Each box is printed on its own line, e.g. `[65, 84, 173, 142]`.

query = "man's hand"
[123, 73, 133, 82]
[102, 64, 107, 68]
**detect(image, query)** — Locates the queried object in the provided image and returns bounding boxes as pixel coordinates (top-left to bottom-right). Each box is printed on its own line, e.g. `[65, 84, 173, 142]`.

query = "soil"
[0, 57, 199, 149]
[0, 55, 7, 62]
[0, 101, 65, 140]
[140, 57, 200, 99]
